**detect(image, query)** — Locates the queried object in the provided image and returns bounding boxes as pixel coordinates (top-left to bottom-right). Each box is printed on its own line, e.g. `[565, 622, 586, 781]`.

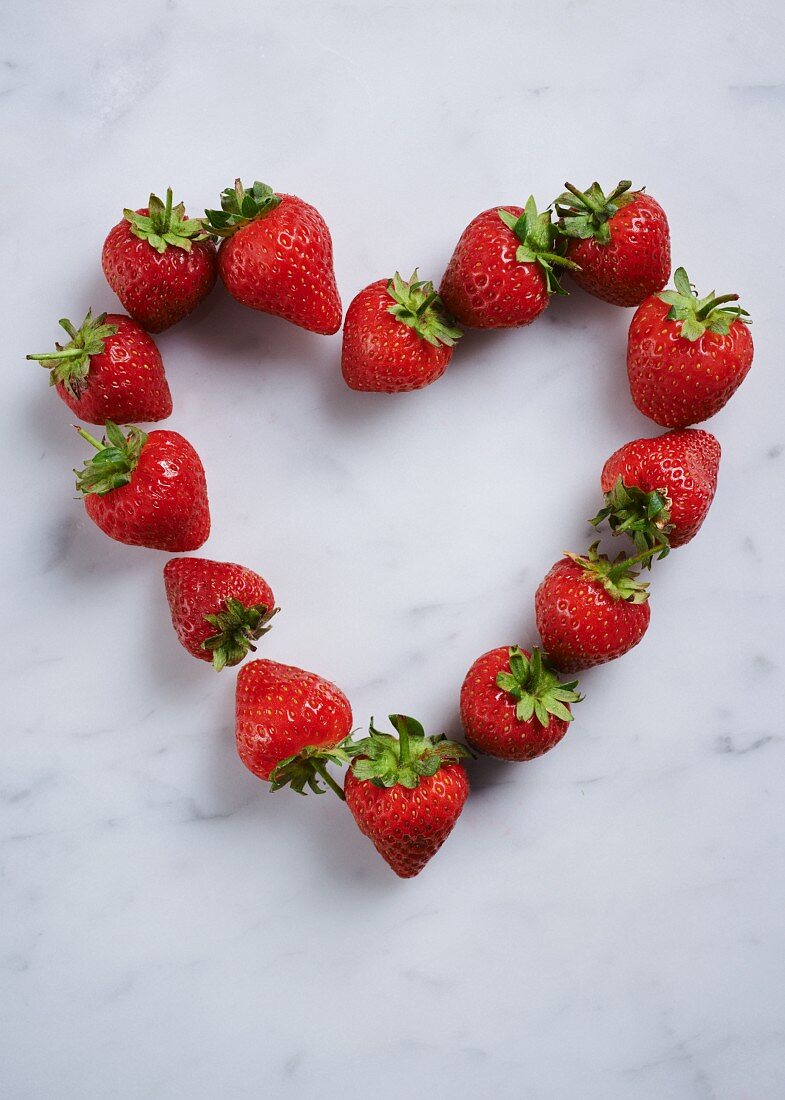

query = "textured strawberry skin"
[566, 194, 670, 307]
[235, 660, 352, 781]
[217, 194, 342, 334]
[57, 314, 171, 425]
[84, 430, 210, 551]
[439, 206, 549, 328]
[163, 557, 274, 663]
[341, 279, 453, 392]
[601, 429, 721, 547]
[102, 209, 217, 334]
[627, 296, 754, 427]
[535, 559, 651, 673]
[344, 763, 469, 878]
[460, 646, 570, 761]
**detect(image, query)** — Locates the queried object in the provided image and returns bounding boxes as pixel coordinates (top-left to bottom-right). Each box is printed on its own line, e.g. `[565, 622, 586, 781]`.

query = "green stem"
[164, 187, 173, 225]
[26, 348, 84, 362]
[608, 543, 666, 578]
[416, 291, 438, 316]
[397, 716, 411, 765]
[313, 761, 345, 801]
[695, 293, 740, 320]
[75, 426, 104, 450]
[540, 251, 581, 270]
[563, 181, 601, 215]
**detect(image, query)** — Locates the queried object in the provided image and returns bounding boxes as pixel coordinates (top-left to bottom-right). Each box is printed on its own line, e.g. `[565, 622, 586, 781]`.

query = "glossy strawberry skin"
[163, 558, 274, 664]
[565, 194, 670, 307]
[344, 763, 469, 878]
[217, 194, 342, 334]
[460, 646, 570, 761]
[102, 209, 217, 334]
[627, 296, 754, 427]
[235, 660, 352, 782]
[56, 314, 171, 425]
[601, 429, 721, 548]
[84, 430, 210, 551]
[439, 206, 549, 328]
[535, 559, 651, 673]
[341, 279, 452, 393]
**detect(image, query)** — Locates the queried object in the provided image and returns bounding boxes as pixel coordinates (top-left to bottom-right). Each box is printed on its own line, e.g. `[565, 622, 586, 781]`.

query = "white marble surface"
[3, 1, 785, 1096]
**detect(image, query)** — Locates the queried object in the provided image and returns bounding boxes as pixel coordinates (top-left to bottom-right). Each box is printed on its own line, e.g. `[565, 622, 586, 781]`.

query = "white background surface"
[3, 2, 785, 1097]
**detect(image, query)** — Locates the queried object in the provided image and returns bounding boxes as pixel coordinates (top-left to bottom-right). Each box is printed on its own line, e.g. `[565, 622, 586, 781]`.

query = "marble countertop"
[4, 1, 785, 1097]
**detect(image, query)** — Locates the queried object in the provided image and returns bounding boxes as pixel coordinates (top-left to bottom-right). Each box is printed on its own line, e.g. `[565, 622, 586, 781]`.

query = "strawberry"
[439, 196, 577, 328]
[102, 188, 217, 333]
[75, 421, 210, 551]
[460, 646, 581, 761]
[535, 544, 660, 672]
[27, 310, 171, 425]
[235, 659, 353, 793]
[627, 267, 753, 427]
[341, 270, 462, 393]
[343, 715, 470, 878]
[554, 180, 670, 306]
[204, 180, 342, 334]
[163, 557, 278, 671]
[592, 429, 721, 553]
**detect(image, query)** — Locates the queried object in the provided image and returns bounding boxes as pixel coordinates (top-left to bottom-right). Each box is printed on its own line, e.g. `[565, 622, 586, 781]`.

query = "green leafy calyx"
[554, 180, 637, 245]
[496, 646, 582, 726]
[657, 267, 750, 341]
[386, 270, 463, 347]
[74, 421, 147, 496]
[204, 180, 281, 238]
[124, 188, 208, 254]
[347, 715, 471, 790]
[26, 310, 118, 400]
[565, 541, 667, 603]
[497, 196, 579, 295]
[590, 477, 674, 559]
[201, 599, 279, 672]
[269, 741, 355, 799]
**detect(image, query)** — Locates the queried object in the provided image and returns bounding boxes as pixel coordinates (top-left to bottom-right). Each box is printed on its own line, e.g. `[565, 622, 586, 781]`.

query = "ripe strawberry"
[343, 715, 470, 878]
[460, 646, 581, 761]
[205, 180, 342, 334]
[102, 188, 217, 333]
[75, 421, 210, 551]
[163, 557, 278, 671]
[592, 429, 721, 553]
[27, 310, 171, 425]
[235, 659, 353, 793]
[535, 544, 660, 672]
[554, 180, 670, 306]
[627, 267, 753, 427]
[439, 196, 577, 328]
[341, 270, 462, 393]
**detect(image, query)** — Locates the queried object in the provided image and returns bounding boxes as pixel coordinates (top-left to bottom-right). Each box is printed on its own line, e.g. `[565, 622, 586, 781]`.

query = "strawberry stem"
[695, 293, 740, 320]
[75, 425, 104, 450]
[396, 716, 411, 765]
[312, 761, 346, 801]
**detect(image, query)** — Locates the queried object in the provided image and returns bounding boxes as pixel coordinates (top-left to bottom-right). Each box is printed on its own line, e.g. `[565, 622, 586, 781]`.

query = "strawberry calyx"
[269, 742, 355, 799]
[204, 180, 282, 238]
[590, 477, 674, 558]
[386, 270, 463, 348]
[201, 599, 279, 672]
[554, 180, 637, 245]
[496, 646, 582, 726]
[497, 196, 580, 295]
[26, 310, 118, 400]
[657, 267, 751, 342]
[124, 188, 209, 254]
[347, 714, 471, 790]
[564, 541, 666, 603]
[74, 420, 147, 496]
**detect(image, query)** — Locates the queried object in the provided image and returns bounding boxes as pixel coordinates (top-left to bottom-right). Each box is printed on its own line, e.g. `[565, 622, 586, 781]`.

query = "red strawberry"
[75, 421, 210, 551]
[163, 557, 278, 671]
[439, 196, 577, 328]
[235, 659, 353, 792]
[102, 188, 217, 333]
[341, 270, 462, 393]
[460, 646, 581, 761]
[592, 429, 721, 552]
[27, 310, 171, 425]
[535, 544, 659, 673]
[627, 267, 753, 427]
[205, 180, 341, 334]
[554, 180, 670, 306]
[344, 715, 470, 878]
